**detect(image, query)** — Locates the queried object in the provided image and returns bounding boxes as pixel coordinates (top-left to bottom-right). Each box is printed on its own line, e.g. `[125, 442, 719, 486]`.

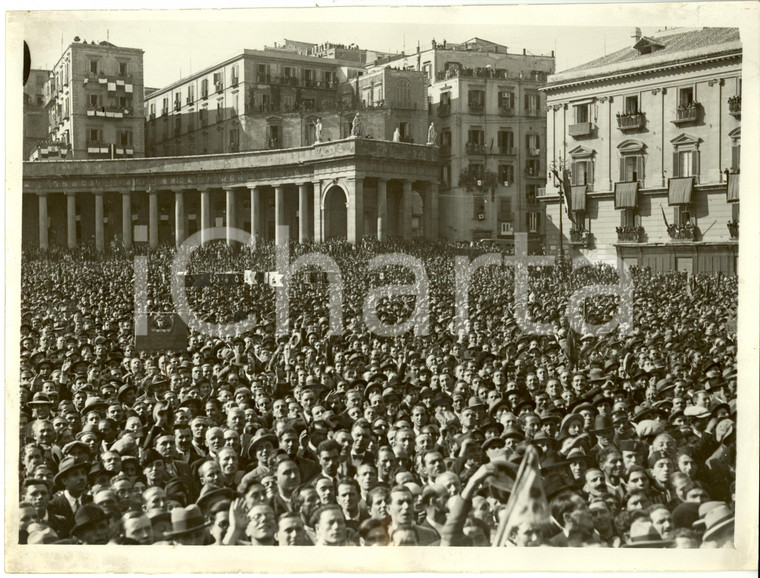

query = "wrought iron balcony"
[672, 103, 699, 124]
[570, 229, 592, 247]
[616, 113, 646, 130]
[667, 223, 699, 241]
[469, 103, 485, 114]
[499, 146, 517, 156]
[569, 122, 594, 137]
[499, 106, 515, 117]
[616, 226, 645, 243]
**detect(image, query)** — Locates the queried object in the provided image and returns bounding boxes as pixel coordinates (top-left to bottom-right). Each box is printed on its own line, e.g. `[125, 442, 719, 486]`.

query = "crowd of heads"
[18, 237, 738, 547]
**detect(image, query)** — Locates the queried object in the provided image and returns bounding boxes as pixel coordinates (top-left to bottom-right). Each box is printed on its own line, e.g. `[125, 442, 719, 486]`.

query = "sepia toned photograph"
[5, 2, 759, 574]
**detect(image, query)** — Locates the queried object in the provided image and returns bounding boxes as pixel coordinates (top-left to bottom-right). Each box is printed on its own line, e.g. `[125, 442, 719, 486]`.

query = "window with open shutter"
[498, 198, 512, 221]
[473, 196, 486, 219]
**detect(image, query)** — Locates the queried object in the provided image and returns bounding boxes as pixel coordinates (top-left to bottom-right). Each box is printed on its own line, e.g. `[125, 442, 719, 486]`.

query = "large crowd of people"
[17, 236, 738, 548]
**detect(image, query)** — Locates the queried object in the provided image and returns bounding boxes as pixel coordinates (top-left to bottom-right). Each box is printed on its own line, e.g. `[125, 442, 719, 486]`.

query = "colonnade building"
[22, 139, 440, 251]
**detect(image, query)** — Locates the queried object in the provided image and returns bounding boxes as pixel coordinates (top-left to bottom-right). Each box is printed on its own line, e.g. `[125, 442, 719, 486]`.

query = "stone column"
[148, 190, 158, 249]
[376, 178, 387, 242]
[66, 192, 77, 249]
[200, 189, 211, 245]
[428, 182, 439, 241]
[401, 180, 413, 239]
[122, 191, 132, 249]
[225, 187, 236, 245]
[94, 192, 104, 252]
[298, 183, 309, 243]
[274, 185, 286, 246]
[175, 190, 185, 247]
[38, 193, 48, 251]
[313, 181, 322, 243]
[347, 178, 364, 245]
[249, 186, 261, 248]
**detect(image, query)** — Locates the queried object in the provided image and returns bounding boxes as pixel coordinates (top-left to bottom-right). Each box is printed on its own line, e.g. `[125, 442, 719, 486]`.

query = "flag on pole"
[492, 446, 551, 547]
[551, 168, 575, 225]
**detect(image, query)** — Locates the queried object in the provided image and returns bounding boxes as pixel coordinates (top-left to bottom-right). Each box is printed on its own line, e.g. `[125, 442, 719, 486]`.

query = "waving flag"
[492, 446, 551, 547]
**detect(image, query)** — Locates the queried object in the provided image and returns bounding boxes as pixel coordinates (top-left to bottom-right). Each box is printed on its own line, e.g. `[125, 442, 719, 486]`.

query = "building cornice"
[542, 48, 741, 94]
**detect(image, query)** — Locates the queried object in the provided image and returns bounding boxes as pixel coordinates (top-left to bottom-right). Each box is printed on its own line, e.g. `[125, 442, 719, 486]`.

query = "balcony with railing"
[570, 228, 593, 248]
[727, 220, 739, 240]
[215, 82, 224, 94]
[499, 106, 515, 117]
[667, 222, 699, 241]
[526, 108, 541, 118]
[569, 122, 594, 137]
[616, 226, 645, 243]
[499, 146, 517, 156]
[526, 148, 541, 157]
[466, 142, 486, 155]
[437, 103, 451, 117]
[672, 102, 700, 124]
[469, 103, 485, 114]
[616, 112, 646, 130]
[728, 95, 741, 118]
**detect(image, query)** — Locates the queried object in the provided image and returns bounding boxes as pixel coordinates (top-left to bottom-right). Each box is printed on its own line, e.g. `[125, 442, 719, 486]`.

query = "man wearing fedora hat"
[164, 504, 212, 545]
[49, 457, 91, 535]
[70, 503, 112, 545]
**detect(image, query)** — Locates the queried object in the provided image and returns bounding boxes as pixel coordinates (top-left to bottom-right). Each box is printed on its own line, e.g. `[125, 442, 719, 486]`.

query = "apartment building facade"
[540, 27, 741, 273]
[29, 38, 145, 161]
[371, 38, 555, 246]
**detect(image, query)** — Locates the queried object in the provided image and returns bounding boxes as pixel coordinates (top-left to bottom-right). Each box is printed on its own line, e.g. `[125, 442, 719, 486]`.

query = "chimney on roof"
[633, 27, 642, 43]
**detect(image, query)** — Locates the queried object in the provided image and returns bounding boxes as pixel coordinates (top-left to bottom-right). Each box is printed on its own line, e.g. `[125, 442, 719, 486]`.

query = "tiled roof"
[559, 27, 740, 75]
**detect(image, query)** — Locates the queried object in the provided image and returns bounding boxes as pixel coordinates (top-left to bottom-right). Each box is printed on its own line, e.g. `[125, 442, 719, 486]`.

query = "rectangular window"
[499, 165, 514, 184]
[399, 122, 410, 140]
[525, 93, 540, 114]
[231, 65, 239, 85]
[526, 133, 540, 152]
[89, 59, 98, 74]
[498, 91, 515, 109]
[620, 155, 645, 183]
[731, 141, 740, 171]
[162, 97, 169, 115]
[498, 130, 514, 152]
[174, 92, 182, 111]
[441, 92, 451, 106]
[473, 195, 486, 220]
[574, 103, 590, 123]
[526, 212, 540, 233]
[468, 129, 485, 146]
[625, 95, 639, 114]
[89, 94, 99, 107]
[217, 101, 224, 123]
[441, 131, 452, 147]
[526, 184, 538, 205]
[88, 128, 100, 143]
[673, 150, 700, 178]
[468, 90, 485, 106]
[119, 130, 132, 146]
[174, 115, 182, 135]
[572, 160, 593, 185]
[498, 197, 512, 221]
[257, 64, 270, 83]
[187, 85, 195, 104]
[422, 63, 431, 80]
[679, 86, 694, 106]
[620, 208, 636, 228]
[201, 79, 209, 98]
[200, 107, 207, 127]
[149, 103, 156, 118]
[119, 61, 129, 76]
[526, 159, 541, 176]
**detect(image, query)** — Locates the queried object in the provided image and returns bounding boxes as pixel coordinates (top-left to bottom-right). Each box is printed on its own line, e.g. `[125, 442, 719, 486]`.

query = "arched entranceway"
[323, 185, 348, 240]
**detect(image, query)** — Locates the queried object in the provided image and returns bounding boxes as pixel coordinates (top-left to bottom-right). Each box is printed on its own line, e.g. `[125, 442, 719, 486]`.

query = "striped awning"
[726, 172, 739, 203]
[614, 181, 639, 209]
[668, 177, 693, 206]
[571, 185, 587, 212]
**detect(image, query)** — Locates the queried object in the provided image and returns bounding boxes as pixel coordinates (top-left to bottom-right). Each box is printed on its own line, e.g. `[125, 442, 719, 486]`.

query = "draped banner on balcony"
[614, 181, 639, 209]
[571, 185, 587, 212]
[668, 177, 693, 206]
[726, 172, 740, 203]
